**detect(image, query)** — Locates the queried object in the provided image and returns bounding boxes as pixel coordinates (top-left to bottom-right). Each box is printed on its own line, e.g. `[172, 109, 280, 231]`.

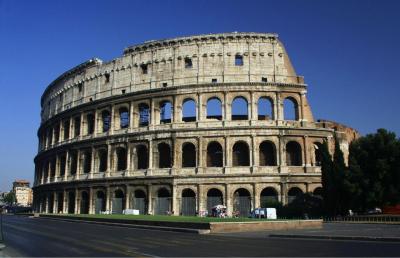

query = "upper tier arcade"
[40, 32, 304, 123]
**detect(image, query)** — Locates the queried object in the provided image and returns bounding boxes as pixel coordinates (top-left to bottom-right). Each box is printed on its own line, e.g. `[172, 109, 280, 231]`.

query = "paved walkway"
[216, 222, 400, 241]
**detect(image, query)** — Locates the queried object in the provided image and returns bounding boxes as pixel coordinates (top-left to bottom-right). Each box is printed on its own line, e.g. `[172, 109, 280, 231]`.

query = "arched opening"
[260, 187, 279, 207]
[139, 103, 150, 126]
[207, 97, 222, 120]
[116, 147, 127, 171]
[74, 116, 81, 137]
[82, 150, 91, 174]
[182, 143, 196, 167]
[70, 151, 78, 175]
[136, 145, 148, 169]
[231, 97, 248, 120]
[160, 101, 172, 124]
[112, 189, 125, 214]
[259, 141, 276, 166]
[80, 191, 89, 214]
[232, 141, 250, 166]
[286, 141, 302, 166]
[154, 188, 171, 215]
[158, 143, 172, 168]
[207, 188, 223, 214]
[133, 190, 147, 215]
[98, 149, 108, 172]
[313, 187, 323, 199]
[119, 107, 129, 129]
[258, 97, 273, 120]
[102, 110, 111, 132]
[233, 188, 251, 217]
[182, 99, 196, 122]
[68, 191, 75, 214]
[314, 142, 323, 166]
[95, 191, 106, 214]
[283, 97, 299, 121]
[288, 187, 303, 203]
[57, 192, 63, 213]
[207, 142, 223, 167]
[181, 189, 196, 216]
[48, 194, 54, 213]
[86, 113, 95, 134]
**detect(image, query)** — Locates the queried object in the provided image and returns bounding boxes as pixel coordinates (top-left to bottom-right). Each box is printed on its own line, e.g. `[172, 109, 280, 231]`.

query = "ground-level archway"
[260, 187, 279, 207]
[95, 191, 106, 214]
[207, 188, 223, 214]
[133, 189, 147, 215]
[112, 189, 125, 214]
[233, 188, 251, 217]
[154, 188, 171, 215]
[80, 191, 89, 214]
[181, 189, 196, 216]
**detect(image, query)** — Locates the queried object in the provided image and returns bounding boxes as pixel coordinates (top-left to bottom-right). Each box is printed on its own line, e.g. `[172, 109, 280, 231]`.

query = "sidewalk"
[215, 222, 400, 242]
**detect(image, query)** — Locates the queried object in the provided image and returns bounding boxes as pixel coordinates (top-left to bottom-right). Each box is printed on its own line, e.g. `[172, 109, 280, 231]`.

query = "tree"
[320, 140, 335, 216]
[3, 191, 16, 206]
[348, 129, 400, 210]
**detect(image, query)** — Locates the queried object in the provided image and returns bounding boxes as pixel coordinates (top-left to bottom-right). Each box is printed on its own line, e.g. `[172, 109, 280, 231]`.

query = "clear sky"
[0, 0, 399, 192]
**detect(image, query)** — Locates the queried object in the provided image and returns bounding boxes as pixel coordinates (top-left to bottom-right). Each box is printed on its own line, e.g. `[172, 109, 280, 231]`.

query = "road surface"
[2, 215, 400, 257]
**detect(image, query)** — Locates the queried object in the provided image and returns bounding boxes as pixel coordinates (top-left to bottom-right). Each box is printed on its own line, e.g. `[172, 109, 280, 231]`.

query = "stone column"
[276, 92, 282, 121]
[223, 92, 229, 121]
[250, 135, 256, 171]
[106, 145, 112, 177]
[150, 98, 155, 126]
[129, 101, 134, 128]
[76, 149, 81, 180]
[126, 143, 132, 175]
[125, 185, 131, 210]
[93, 110, 98, 136]
[89, 187, 94, 214]
[224, 136, 230, 169]
[105, 186, 111, 212]
[197, 137, 203, 173]
[197, 93, 202, 121]
[148, 140, 153, 174]
[303, 135, 310, 170]
[198, 184, 205, 214]
[253, 184, 260, 209]
[225, 184, 232, 217]
[90, 147, 95, 179]
[53, 192, 57, 214]
[173, 95, 179, 123]
[300, 92, 306, 122]
[74, 188, 79, 214]
[64, 151, 70, 181]
[250, 92, 258, 121]
[63, 189, 68, 214]
[171, 185, 178, 215]
[147, 184, 153, 215]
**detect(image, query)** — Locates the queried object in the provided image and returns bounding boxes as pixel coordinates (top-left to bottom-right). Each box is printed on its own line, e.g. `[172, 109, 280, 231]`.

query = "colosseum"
[33, 32, 358, 217]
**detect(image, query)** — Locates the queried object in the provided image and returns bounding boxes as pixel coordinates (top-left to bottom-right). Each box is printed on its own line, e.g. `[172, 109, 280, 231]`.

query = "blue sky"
[0, 0, 399, 192]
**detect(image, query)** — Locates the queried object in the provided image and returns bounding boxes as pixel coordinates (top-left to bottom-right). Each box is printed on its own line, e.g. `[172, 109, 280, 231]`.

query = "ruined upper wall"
[40, 32, 304, 122]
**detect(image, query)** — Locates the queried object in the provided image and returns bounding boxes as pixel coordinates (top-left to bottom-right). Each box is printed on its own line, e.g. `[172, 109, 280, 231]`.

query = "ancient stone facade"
[33, 32, 358, 216]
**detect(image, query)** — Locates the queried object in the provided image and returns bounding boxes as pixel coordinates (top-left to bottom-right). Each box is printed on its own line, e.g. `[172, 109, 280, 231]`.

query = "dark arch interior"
[158, 143, 172, 168]
[134, 189, 146, 198]
[207, 188, 223, 197]
[286, 141, 302, 166]
[182, 188, 196, 198]
[207, 142, 223, 167]
[157, 188, 171, 197]
[232, 142, 249, 166]
[259, 141, 276, 166]
[182, 143, 196, 167]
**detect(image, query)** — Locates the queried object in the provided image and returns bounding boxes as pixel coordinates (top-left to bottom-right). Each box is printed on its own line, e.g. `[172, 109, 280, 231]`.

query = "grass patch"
[41, 213, 295, 223]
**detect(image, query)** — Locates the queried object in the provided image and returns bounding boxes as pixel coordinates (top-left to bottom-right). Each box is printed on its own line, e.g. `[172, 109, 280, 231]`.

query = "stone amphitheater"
[33, 32, 358, 217]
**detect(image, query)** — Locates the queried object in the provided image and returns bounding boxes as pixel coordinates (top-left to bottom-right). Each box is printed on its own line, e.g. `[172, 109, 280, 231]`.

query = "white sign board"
[123, 209, 140, 215]
[266, 208, 277, 219]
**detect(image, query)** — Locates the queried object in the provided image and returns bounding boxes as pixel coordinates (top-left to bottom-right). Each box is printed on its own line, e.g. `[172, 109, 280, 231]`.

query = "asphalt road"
[2, 215, 400, 257]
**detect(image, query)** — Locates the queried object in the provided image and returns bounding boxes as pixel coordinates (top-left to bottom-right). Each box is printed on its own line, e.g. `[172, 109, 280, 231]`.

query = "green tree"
[320, 140, 335, 216]
[348, 129, 400, 210]
[3, 191, 16, 205]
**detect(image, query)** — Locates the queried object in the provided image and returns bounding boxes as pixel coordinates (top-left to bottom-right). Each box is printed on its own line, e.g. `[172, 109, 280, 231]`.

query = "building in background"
[13, 180, 33, 207]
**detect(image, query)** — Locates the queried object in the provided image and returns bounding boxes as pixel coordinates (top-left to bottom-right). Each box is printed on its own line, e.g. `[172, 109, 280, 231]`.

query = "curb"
[269, 234, 400, 242]
[35, 216, 210, 234]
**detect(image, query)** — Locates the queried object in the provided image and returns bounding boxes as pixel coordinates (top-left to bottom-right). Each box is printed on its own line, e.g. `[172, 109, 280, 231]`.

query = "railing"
[324, 215, 400, 223]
